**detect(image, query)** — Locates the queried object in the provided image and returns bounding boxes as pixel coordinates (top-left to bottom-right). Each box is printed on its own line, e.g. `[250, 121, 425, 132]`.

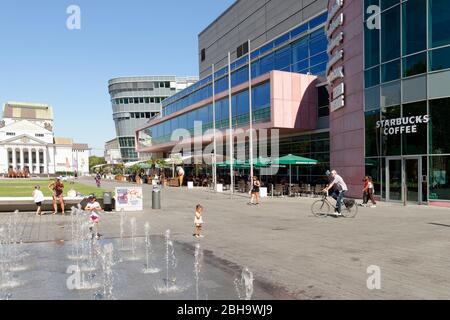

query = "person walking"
[248, 176, 261, 205]
[95, 172, 102, 188]
[32, 185, 45, 216]
[367, 176, 377, 208]
[361, 176, 370, 207]
[323, 170, 348, 217]
[48, 177, 65, 215]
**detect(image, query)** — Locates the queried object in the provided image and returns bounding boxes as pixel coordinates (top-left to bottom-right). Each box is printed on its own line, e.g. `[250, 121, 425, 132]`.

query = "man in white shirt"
[323, 170, 348, 216]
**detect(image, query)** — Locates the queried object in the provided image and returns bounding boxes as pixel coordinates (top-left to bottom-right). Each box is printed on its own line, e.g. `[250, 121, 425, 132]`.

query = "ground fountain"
[142, 222, 160, 274]
[119, 209, 126, 251]
[234, 267, 254, 300]
[194, 243, 203, 300]
[94, 243, 115, 300]
[155, 229, 183, 294]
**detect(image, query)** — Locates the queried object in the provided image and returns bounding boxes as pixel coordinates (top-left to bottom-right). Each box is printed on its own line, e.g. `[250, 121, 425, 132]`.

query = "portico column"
[28, 149, 32, 173]
[12, 148, 17, 170]
[43, 148, 48, 174]
[20, 148, 24, 171]
[36, 150, 41, 174]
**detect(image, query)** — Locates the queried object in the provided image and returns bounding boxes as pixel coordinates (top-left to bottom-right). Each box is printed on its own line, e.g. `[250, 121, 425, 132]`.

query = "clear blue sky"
[0, 0, 235, 156]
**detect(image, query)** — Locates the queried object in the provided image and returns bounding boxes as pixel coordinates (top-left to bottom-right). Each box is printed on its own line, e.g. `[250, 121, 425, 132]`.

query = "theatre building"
[136, 0, 450, 206]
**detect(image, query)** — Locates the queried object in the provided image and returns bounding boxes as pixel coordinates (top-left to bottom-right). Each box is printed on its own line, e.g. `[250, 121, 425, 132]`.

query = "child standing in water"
[32, 185, 45, 216]
[194, 204, 204, 239]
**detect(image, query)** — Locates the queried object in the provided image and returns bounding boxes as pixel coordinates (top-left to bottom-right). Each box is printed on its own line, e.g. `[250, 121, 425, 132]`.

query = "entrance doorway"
[386, 157, 422, 204]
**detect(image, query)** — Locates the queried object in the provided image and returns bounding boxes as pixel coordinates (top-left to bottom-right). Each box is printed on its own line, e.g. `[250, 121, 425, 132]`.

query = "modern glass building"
[136, 0, 331, 184]
[109, 76, 198, 162]
[363, 0, 450, 205]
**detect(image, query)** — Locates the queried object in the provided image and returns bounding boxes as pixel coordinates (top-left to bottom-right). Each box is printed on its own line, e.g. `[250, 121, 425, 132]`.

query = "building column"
[20, 148, 24, 171]
[12, 148, 17, 171]
[43, 148, 48, 174]
[36, 150, 41, 174]
[28, 149, 32, 173]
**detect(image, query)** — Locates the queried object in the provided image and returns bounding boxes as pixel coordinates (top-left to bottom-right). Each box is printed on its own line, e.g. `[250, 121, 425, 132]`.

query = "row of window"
[163, 28, 328, 117]
[112, 96, 168, 105]
[118, 137, 136, 148]
[364, 0, 450, 71]
[139, 82, 271, 146]
[164, 11, 328, 109]
[365, 45, 450, 88]
[6, 133, 45, 137]
[365, 97, 450, 157]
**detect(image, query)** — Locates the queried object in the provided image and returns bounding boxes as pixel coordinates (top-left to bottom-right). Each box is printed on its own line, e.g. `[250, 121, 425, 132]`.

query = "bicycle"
[311, 192, 358, 218]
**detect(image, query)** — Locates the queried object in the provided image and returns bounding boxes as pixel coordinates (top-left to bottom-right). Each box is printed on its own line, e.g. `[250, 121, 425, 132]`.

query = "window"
[402, 0, 426, 55]
[381, 105, 401, 156]
[381, 6, 400, 62]
[365, 110, 381, 157]
[317, 86, 330, 118]
[35, 134, 44, 138]
[201, 48, 206, 62]
[429, 0, 450, 48]
[131, 113, 135, 118]
[403, 52, 427, 77]
[145, 112, 150, 118]
[365, 67, 380, 88]
[134, 98, 139, 104]
[364, 16, 380, 68]
[236, 41, 249, 58]
[430, 97, 450, 154]
[430, 156, 450, 200]
[139, 98, 144, 104]
[429, 46, 450, 72]
[6, 132, 15, 136]
[145, 97, 149, 103]
[402, 101, 428, 155]
[259, 53, 274, 75]
[274, 46, 291, 71]
[381, 59, 400, 83]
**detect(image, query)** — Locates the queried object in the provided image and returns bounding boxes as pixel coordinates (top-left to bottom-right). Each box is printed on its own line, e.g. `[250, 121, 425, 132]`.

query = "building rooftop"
[2, 101, 53, 120]
[54, 137, 74, 145]
[72, 143, 89, 150]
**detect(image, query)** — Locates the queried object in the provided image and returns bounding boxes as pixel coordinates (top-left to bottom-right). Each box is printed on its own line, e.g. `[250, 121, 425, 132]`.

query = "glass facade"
[162, 12, 328, 117]
[364, 0, 450, 202]
[137, 82, 271, 147]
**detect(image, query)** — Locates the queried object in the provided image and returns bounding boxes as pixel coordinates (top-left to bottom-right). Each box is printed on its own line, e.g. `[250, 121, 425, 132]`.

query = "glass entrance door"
[405, 158, 420, 203]
[386, 157, 422, 204]
[387, 158, 402, 201]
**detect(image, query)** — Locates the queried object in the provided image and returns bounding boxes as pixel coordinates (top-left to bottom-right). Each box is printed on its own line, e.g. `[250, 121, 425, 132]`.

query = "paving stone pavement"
[2, 177, 450, 300]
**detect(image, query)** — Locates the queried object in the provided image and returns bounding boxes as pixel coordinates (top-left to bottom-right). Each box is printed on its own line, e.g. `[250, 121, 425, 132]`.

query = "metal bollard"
[152, 186, 161, 210]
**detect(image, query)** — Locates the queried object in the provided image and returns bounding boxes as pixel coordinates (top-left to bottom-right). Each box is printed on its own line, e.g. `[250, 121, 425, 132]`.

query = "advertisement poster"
[115, 187, 143, 212]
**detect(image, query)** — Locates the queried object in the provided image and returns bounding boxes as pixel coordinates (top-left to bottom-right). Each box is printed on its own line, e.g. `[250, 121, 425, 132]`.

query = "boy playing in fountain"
[84, 194, 103, 240]
[194, 204, 204, 239]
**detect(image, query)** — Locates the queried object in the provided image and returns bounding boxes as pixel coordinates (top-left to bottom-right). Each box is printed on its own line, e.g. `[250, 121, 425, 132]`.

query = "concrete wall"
[328, 0, 365, 198]
[198, 0, 328, 78]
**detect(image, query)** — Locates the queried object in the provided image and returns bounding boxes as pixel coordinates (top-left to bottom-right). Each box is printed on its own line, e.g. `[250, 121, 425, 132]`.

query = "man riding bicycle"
[323, 170, 348, 216]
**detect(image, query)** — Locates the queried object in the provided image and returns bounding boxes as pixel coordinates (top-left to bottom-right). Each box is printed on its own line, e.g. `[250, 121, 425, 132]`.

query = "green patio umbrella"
[217, 160, 250, 169]
[138, 163, 153, 169]
[273, 154, 318, 194]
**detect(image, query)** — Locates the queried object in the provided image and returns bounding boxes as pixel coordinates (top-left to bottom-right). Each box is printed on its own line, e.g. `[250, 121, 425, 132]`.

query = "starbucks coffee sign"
[376, 115, 430, 135]
[326, 0, 345, 113]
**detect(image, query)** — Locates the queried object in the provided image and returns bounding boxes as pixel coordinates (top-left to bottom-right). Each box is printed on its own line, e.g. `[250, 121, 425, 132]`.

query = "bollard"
[152, 186, 161, 210]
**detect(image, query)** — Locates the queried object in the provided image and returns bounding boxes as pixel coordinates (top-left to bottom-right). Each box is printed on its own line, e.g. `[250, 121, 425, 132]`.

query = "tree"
[89, 156, 106, 172]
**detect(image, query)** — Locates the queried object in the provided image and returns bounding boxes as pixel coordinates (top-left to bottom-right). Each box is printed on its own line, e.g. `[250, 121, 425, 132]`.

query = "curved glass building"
[108, 76, 198, 162]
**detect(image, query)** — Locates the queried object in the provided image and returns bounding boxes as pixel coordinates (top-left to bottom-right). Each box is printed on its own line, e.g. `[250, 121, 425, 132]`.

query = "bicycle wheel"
[311, 200, 331, 217]
[341, 202, 358, 218]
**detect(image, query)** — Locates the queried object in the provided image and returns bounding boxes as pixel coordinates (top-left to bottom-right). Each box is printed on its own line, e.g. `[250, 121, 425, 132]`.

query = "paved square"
[2, 177, 450, 299]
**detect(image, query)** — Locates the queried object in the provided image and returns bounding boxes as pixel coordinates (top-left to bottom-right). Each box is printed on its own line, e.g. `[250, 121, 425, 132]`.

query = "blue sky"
[0, 0, 235, 156]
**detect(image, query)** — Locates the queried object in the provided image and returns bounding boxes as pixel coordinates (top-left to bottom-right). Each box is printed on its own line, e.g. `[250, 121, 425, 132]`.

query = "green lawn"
[0, 179, 109, 197]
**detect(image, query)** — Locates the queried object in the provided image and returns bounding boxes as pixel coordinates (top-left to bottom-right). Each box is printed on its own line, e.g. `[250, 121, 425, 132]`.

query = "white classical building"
[0, 102, 90, 176]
